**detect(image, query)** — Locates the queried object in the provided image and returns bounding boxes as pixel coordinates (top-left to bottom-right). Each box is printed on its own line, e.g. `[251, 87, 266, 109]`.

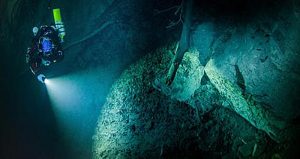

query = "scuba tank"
[52, 8, 66, 42]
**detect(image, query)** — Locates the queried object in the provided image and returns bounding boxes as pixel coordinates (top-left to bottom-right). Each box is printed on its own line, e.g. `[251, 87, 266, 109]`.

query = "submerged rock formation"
[204, 59, 286, 142]
[93, 45, 293, 158]
[93, 47, 205, 158]
[93, 0, 300, 158]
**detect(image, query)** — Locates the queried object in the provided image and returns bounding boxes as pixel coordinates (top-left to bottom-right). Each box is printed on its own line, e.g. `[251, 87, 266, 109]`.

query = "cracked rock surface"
[93, 46, 295, 158]
[93, 1, 300, 158]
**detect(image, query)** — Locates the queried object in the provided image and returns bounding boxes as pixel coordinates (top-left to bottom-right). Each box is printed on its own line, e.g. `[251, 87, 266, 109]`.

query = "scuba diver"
[26, 25, 64, 74]
[26, 8, 65, 83]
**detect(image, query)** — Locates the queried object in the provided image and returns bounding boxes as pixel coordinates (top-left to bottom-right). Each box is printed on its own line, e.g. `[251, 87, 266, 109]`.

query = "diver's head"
[32, 27, 39, 36]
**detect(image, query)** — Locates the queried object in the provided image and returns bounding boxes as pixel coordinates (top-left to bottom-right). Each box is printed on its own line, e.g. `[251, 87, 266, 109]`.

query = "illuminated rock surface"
[93, 1, 300, 157]
[93, 46, 296, 158]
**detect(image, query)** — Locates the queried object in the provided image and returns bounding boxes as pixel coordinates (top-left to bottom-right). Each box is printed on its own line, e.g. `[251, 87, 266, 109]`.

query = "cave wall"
[93, 0, 300, 158]
[191, 0, 300, 120]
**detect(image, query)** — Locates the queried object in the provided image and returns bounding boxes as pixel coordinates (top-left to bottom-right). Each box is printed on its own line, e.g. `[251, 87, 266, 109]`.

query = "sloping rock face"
[93, 0, 300, 158]
[93, 47, 279, 159]
[93, 48, 200, 158]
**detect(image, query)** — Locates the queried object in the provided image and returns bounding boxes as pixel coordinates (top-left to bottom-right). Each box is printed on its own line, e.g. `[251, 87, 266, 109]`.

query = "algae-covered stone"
[93, 47, 202, 159]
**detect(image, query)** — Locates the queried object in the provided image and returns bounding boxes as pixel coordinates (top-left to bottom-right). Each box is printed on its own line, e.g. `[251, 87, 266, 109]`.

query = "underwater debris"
[154, 51, 204, 102]
[153, 47, 287, 143]
[204, 59, 286, 142]
[152, 47, 287, 143]
[165, 0, 194, 86]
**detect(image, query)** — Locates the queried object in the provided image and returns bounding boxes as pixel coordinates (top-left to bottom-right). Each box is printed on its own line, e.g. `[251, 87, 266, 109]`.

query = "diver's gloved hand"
[37, 74, 46, 83]
[32, 27, 39, 36]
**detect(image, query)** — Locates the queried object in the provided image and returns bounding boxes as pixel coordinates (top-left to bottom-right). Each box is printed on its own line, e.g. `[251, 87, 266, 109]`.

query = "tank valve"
[53, 8, 65, 43]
